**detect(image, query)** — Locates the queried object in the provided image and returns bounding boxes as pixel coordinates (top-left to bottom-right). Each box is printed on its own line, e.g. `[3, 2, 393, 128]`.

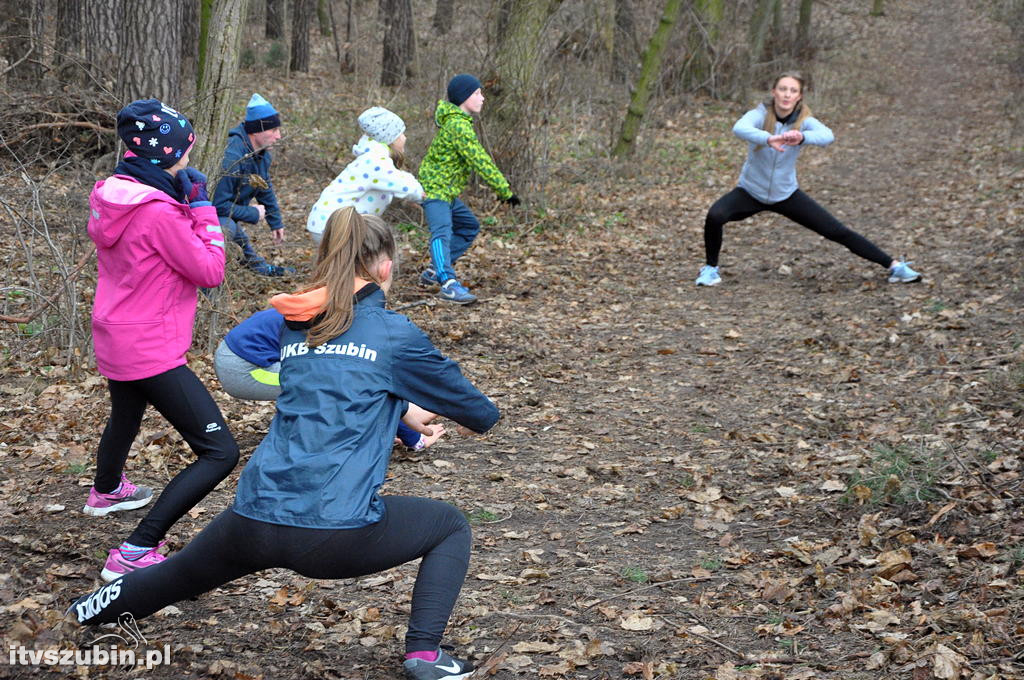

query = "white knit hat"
[357, 107, 405, 145]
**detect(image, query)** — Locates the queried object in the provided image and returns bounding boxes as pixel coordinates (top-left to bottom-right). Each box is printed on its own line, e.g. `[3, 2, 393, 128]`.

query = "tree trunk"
[681, 0, 725, 92]
[380, 0, 416, 85]
[489, 0, 563, 188]
[118, 0, 183, 103]
[290, 0, 313, 72]
[611, 0, 639, 83]
[3, 0, 45, 84]
[796, 0, 813, 59]
[54, 0, 84, 68]
[317, 0, 331, 35]
[870, 0, 884, 17]
[267, 0, 285, 38]
[181, 0, 201, 103]
[748, 0, 780, 67]
[611, 0, 683, 157]
[191, 0, 249, 181]
[432, 0, 454, 35]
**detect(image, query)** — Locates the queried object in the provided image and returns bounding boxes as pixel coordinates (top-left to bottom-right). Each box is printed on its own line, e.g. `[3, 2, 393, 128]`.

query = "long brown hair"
[762, 71, 813, 135]
[303, 207, 396, 347]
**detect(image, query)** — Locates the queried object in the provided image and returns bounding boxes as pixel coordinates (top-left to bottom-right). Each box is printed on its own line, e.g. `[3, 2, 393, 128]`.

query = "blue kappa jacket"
[733, 103, 835, 204]
[232, 285, 499, 529]
[212, 124, 284, 230]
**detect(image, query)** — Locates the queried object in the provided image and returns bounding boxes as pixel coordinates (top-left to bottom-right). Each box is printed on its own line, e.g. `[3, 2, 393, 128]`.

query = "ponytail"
[303, 207, 396, 346]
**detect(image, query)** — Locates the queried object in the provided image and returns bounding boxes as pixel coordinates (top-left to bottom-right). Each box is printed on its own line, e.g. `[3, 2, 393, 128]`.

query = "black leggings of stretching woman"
[704, 187, 892, 268]
[72, 496, 470, 654]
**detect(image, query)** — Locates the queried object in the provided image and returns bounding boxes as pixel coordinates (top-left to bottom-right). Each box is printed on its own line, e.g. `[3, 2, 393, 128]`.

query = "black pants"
[72, 497, 471, 653]
[94, 365, 239, 547]
[704, 187, 892, 268]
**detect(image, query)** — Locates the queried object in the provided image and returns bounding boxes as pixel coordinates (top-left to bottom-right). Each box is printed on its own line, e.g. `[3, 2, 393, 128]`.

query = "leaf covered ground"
[1, 1, 1022, 678]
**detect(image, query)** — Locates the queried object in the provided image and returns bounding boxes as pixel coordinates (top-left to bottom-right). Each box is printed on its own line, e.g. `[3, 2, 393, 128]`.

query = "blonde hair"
[762, 71, 813, 135]
[303, 207, 396, 347]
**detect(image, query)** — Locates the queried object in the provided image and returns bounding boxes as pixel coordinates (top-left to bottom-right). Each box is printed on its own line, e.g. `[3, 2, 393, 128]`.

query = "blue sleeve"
[213, 140, 261, 224]
[390, 316, 499, 434]
[733, 106, 771, 146]
[800, 116, 834, 146]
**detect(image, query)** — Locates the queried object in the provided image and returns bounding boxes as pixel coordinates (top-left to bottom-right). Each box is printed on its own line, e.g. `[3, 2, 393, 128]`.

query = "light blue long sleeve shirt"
[733, 103, 835, 204]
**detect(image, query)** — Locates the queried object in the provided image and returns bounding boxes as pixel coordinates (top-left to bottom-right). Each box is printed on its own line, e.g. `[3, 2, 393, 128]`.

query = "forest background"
[1, 0, 1023, 679]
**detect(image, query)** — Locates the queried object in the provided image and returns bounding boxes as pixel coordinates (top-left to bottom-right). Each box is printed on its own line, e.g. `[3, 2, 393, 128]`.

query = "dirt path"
[2, 1, 1021, 679]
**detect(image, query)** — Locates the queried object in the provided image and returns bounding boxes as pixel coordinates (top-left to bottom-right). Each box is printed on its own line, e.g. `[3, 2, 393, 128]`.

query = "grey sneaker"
[83, 475, 153, 517]
[403, 649, 475, 680]
[888, 260, 921, 283]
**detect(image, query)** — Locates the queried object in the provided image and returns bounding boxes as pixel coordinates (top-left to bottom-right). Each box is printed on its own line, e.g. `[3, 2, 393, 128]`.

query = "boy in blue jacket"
[212, 93, 296, 277]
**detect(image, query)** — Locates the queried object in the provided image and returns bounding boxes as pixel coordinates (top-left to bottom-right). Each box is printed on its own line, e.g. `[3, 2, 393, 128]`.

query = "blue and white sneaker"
[403, 649, 475, 680]
[419, 268, 438, 288]
[888, 260, 921, 283]
[438, 279, 477, 305]
[695, 265, 721, 287]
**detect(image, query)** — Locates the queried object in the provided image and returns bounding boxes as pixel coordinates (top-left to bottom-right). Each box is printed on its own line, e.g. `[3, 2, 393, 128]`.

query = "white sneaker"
[695, 265, 721, 286]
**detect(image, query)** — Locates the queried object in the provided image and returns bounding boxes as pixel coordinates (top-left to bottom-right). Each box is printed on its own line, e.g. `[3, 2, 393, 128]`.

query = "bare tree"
[290, 0, 314, 72]
[191, 0, 250, 174]
[432, 0, 455, 35]
[748, 0, 781, 68]
[870, 0, 884, 17]
[83, 0, 123, 94]
[118, 0, 183, 103]
[317, 0, 331, 35]
[3, 0, 45, 84]
[796, 0, 813, 61]
[54, 0, 84, 69]
[611, 0, 683, 157]
[612, 0, 639, 83]
[380, 0, 416, 86]
[181, 0, 201, 103]
[267, 0, 286, 38]
[488, 0, 563, 187]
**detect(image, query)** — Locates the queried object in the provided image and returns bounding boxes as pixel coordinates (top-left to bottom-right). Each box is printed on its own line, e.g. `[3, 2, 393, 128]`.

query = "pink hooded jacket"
[88, 175, 226, 381]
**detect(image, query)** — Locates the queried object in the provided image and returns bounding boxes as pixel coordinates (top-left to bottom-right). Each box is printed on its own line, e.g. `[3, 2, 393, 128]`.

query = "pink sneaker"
[82, 474, 154, 517]
[101, 542, 167, 582]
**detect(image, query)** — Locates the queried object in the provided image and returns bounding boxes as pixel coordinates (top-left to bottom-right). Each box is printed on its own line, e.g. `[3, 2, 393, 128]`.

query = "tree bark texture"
[290, 0, 313, 72]
[317, 0, 331, 35]
[118, 0, 183, 103]
[432, 0, 454, 35]
[181, 0, 201, 103]
[487, 0, 561, 188]
[267, 0, 285, 38]
[611, 0, 683, 157]
[54, 0, 84, 68]
[3, 0, 45, 84]
[380, 0, 416, 86]
[612, 0, 639, 82]
[748, 0, 780, 67]
[797, 0, 813, 59]
[870, 0, 884, 17]
[679, 0, 725, 93]
[83, 0, 123, 94]
[191, 0, 249, 174]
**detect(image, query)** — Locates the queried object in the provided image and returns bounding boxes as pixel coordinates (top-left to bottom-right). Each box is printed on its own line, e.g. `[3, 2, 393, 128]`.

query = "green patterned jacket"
[418, 100, 512, 203]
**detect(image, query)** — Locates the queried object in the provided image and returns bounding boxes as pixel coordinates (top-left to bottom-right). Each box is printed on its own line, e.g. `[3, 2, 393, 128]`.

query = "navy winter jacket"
[212, 124, 284, 231]
[232, 285, 499, 529]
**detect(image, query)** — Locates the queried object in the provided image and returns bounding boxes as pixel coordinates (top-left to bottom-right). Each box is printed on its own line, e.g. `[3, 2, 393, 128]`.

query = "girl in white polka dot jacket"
[306, 107, 425, 244]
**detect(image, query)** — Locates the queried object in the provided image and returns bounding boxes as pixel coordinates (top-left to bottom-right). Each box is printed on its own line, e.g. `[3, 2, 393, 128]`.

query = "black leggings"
[703, 187, 892, 268]
[95, 365, 239, 547]
[72, 497, 471, 653]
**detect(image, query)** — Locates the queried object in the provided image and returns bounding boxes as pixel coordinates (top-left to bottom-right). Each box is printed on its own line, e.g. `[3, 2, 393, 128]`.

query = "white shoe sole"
[82, 496, 153, 517]
[695, 279, 721, 287]
[888, 275, 921, 283]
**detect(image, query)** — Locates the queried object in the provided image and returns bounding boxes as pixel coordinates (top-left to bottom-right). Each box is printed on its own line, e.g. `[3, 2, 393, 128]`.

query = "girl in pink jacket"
[84, 99, 240, 582]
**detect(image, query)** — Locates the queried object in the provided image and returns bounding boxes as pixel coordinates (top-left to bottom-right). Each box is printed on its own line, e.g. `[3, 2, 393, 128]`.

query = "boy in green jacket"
[418, 74, 520, 304]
